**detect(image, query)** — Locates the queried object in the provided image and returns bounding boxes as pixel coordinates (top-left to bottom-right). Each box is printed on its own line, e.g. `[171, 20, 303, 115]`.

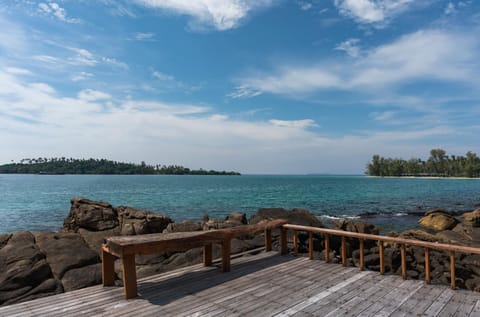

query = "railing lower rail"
[281, 224, 480, 289]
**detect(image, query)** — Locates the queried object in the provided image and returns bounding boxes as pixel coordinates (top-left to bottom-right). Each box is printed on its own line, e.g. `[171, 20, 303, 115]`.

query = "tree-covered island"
[0, 158, 240, 175]
[366, 149, 480, 178]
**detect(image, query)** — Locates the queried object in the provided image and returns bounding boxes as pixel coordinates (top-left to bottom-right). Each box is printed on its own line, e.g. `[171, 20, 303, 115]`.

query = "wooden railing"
[281, 224, 480, 289]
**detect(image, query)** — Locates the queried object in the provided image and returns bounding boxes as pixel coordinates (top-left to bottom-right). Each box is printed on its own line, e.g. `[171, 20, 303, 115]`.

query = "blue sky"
[1, 0, 479, 174]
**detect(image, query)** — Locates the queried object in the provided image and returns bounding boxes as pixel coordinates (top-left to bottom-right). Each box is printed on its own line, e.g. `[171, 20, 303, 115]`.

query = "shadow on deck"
[1, 251, 480, 316]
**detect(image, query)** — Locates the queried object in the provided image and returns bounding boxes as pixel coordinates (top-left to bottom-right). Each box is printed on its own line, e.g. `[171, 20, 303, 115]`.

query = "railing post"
[293, 230, 298, 256]
[280, 226, 288, 255]
[450, 251, 456, 289]
[401, 244, 407, 280]
[308, 231, 314, 260]
[341, 236, 347, 267]
[379, 240, 384, 275]
[359, 239, 364, 271]
[265, 228, 272, 252]
[425, 247, 430, 284]
[324, 233, 330, 263]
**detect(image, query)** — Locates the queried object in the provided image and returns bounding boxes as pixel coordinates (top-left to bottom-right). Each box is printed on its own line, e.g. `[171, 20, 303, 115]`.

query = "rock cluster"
[0, 201, 320, 307]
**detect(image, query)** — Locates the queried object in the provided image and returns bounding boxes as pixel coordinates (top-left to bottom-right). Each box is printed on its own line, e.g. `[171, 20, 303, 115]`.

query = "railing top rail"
[282, 224, 480, 255]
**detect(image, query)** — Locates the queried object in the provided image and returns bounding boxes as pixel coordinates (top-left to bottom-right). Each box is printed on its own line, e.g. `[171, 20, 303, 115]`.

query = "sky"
[0, 0, 479, 174]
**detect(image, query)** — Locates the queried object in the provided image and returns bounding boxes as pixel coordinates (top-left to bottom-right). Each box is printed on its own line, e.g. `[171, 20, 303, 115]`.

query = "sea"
[1, 174, 480, 234]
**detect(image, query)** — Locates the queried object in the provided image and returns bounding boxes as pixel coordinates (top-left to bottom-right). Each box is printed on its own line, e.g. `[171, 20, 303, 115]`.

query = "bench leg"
[265, 229, 272, 252]
[203, 244, 213, 266]
[221, 239, 231, 273]
[102, 250, 116, 286]
[122, 254, 138, 299]
[280, 227, 288, 255]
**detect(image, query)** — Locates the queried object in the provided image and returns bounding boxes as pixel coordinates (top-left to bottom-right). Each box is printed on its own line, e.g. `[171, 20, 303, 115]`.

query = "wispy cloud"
[130, 32, 156, 41]
[71, 72, 94, 82]
[38, 2, 80, 23]
[234, 28, 480, 96]
[227, 85, 262, 99]
[78, 89, 112, 102]
[133, 0, 278, 31]
[335, 38, 361, 57]
[334, 0, 415, 26]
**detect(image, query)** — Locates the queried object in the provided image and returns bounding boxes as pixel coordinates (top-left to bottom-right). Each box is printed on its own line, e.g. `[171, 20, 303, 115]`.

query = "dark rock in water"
[250, 208, 324, 227]
[203, 219, 239, 230]
[163, 220, 203, 233]
[117, 206, 172, 235]
[63, 197, 118, 232]
[418, 208, 458, 231]
[462, 209, 480, 227]
[334, 220, 379, 235]
[34, 232, 99, 280]
[61, 263, 102, 292]
[435, 230, 480, 248]
[0, 231, 59, 306]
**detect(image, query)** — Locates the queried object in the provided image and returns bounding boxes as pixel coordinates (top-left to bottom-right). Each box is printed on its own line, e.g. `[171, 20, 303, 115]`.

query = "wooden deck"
[1, 251, 480, 317]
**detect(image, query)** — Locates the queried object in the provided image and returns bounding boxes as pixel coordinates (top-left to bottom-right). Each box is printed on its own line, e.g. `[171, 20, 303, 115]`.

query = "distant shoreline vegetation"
[366, 149, 480, 178]
[0, 158, 241, 175]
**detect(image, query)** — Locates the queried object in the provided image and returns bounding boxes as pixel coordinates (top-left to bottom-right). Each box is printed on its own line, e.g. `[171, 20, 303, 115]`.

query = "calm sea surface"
[1, 174, 480, 234]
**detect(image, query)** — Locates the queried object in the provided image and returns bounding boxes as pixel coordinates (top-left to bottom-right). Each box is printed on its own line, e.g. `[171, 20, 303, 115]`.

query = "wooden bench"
[102, 219, 287, 299]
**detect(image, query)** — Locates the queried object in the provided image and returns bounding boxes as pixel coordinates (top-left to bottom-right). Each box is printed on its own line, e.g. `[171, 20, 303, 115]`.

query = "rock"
[163, 221, 203, 233]
[63, 197, 118, 232]
[78, 228, 120, 256]
[418, 208, 458, 231]
[250, 208, 324, 227]
[466, 277, 480, 291]
[435, 230, 480, 247]
[463, 209, 480, 227]
[451, 223, 480, 244]
[399, 230, 439, 242]
[117, 206, 172, 235]
[226, 212, 247, 225]
[1, 278, 62, 306]
[0, 231, 56, 306]
[61, 263, 102, 292]
[334, 220, 379, 235]
[34, 232, 99, 280]
[203, 219, 238, 230]
[0, 234, 11, 250]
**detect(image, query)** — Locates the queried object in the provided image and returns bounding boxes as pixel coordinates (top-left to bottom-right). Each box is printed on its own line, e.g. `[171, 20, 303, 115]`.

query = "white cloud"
[335, 38, 361, 57]
[227, 85, 262, 99]
[78, 89, 112, 101]
[298, 1, 313, 11]
[101, 57, 129, 70]
[5, 67, 32, 75]
[370, 110, 396, 121]
[131, 32, 156, 41]
[334, 0, 414, 25]
[1, 68, 477, 173]
[71, 72, 94, 82]
[68, 48, 98, 66]
[134, 0, 277, 31]
[444, 2, 456, 15]
[38, 2, 79, 23]
[269, 119, 318, 129]
[152, 71, 175, 81]
[235, 28, 480, 95]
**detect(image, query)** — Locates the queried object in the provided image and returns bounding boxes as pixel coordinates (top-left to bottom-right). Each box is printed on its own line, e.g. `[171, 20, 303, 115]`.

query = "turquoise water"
[1, 174, 480, 233]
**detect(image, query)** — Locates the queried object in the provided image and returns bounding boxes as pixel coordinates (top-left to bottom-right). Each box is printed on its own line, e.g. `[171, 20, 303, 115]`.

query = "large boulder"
[61, 263, 102, 292]
[418, 208, 458, 231]
[62, 198, 118, 232]
[117, 206, 172, 235]
[399, 229, 439, 242]
[334, 220, 379, 235]
[225, 212, 248, 225]
[250, 208, 324, 227]
[462, 209, 480, 227]
[0, 231, 60, 306]
[452, 223, 480, 243]
[34, 232, 99, 280]
[78, 228, 120, 256]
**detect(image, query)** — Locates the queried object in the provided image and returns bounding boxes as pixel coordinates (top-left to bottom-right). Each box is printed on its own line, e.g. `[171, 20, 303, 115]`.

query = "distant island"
[366, 149, 480, 178]
[0, 158, 240, 175]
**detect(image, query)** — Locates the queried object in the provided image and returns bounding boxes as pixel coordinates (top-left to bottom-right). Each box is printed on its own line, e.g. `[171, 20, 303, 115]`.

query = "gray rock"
[163, 221, 203, 233]
[0, 234, 11, 250]
[61, 263, 102, 292]
[78, 228, 120, 256]
[34, 232, 99, 280]
[117, 206, 172, 235]
[226, 212, 247, 225]
[250, 208, 324, 227]
[462, 209, 480, 227]
[63, 197, 118, 232]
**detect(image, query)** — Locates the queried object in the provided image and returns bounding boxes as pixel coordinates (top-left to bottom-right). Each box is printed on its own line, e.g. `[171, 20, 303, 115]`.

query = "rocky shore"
[1, 198, 480, 307]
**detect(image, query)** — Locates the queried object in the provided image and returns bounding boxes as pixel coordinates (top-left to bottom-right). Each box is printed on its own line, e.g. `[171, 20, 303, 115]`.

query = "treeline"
[0, 158, 240, 175]
[366, 149, 480, 178]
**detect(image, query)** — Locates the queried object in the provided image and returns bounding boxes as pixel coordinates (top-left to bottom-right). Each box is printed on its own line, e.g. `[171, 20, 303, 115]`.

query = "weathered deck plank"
[1, 252, 480, 317]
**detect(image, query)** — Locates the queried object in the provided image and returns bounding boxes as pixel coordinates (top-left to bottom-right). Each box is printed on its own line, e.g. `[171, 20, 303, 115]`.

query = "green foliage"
[0, 157, 240, 175]
[366, 149, 480, 178]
